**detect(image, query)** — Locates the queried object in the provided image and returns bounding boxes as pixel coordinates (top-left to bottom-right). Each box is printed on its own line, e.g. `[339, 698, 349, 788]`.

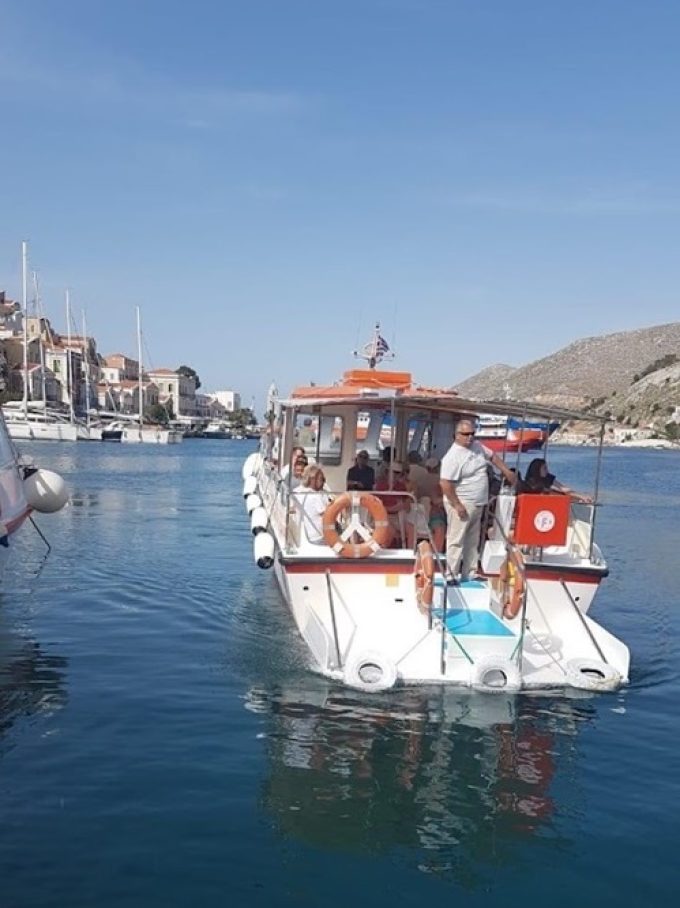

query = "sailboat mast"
[21, 241, 29, 412]
[65, 289, 75, 423]
[136, 306, 143, 427]
[82, 310, 90, 429]
[32, 271, 47, 407]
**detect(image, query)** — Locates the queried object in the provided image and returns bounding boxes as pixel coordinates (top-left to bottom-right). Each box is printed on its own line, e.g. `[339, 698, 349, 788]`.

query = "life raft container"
[322, 492, 391, 558]
[414, 540, 435, 611]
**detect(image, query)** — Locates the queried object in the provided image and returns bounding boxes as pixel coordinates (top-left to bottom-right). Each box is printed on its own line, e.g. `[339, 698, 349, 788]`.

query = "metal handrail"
[488, 499, 529, 668]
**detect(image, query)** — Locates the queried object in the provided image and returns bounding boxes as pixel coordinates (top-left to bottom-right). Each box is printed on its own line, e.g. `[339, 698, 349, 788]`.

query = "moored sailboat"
[119, 308, 182, 445]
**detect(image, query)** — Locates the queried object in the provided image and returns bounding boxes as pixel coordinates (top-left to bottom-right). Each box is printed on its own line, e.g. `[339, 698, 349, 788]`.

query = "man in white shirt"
[440, 418, 517, 581]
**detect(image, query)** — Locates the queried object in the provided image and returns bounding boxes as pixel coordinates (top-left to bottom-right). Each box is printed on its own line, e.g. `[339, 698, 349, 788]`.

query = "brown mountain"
[454, 322, 680, 408]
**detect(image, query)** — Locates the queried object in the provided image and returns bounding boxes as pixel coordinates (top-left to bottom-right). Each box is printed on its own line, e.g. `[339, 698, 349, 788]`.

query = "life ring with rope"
[322, 492, 391, 558]
[414, 540, 435, 611]
[499, 552, 525, 619]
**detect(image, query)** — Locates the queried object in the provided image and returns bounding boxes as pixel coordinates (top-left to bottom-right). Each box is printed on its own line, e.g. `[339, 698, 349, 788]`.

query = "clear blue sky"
[1, 0, 679, 414]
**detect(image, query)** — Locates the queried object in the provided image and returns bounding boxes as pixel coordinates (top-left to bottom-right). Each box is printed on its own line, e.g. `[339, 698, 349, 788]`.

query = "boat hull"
[5, 421, 79, 442]
[247, 453, 627, 693]
[477, 428, 547, 453]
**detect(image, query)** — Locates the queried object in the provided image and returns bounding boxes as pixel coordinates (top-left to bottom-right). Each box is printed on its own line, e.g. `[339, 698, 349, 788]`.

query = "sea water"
[0, 441, 678, 907]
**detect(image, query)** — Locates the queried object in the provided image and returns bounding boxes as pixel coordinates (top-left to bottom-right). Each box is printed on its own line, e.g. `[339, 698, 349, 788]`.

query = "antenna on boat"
[353, 323, 394, 370]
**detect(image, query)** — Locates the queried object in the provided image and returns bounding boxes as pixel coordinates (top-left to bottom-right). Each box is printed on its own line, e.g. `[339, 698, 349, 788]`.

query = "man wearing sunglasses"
[440, 418, 517, 582]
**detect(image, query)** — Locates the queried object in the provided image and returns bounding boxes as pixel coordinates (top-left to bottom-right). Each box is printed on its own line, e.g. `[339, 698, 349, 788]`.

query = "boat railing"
[488, 502, 529, 671]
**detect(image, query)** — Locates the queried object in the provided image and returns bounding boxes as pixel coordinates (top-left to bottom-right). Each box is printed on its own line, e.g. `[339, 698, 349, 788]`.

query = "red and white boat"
[476, 413, 559, 453]
[242, 331, 629, 694]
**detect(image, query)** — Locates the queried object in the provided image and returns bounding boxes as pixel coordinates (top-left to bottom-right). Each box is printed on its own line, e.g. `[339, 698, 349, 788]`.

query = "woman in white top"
[293, 464, 331, 544]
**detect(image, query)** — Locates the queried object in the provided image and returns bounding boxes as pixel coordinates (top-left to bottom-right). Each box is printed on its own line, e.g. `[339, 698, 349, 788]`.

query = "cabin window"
[294, 413, 344, 465]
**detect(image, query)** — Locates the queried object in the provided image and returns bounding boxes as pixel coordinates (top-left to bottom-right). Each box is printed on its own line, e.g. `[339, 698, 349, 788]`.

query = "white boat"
[204, 421, 232, 439]
[119, 308, 183, 445]
[3, 244, 86, 442]
[120, 423, 183, 444]
[0, 408, 68, 577]
[242, 329, 629, 694]
[2, 400, 85, 441]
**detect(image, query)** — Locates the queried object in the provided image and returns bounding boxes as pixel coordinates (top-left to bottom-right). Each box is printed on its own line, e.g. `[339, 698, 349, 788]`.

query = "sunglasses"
[457, 431, 475, 436]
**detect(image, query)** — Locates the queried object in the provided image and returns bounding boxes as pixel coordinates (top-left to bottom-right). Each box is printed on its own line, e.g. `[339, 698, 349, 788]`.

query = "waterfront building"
[146, 367, 197, 419]
[195, 392, 228, 421]
[210, 389, 241, 412]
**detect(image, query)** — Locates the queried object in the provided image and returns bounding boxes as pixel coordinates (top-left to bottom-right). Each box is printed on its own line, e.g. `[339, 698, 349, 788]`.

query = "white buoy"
[22, 469, 69, 513]
[242, 452, 260, 481]
[250, 506, 268, 535]
[254, 531, 275, 569]
[245, 493, 262, 514]
[243, 475, 257, 498]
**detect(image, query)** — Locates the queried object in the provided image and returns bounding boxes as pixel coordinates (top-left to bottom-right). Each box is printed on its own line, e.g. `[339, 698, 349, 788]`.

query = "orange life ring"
[500, 554, 525, 619]
[414, 540, 435, 610]
[322, 492, 391, 558]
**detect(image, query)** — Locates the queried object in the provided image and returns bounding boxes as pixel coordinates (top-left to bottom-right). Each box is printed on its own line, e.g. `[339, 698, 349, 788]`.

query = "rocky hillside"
[455, 322, 680, 407]
[454, 321, 680, 438]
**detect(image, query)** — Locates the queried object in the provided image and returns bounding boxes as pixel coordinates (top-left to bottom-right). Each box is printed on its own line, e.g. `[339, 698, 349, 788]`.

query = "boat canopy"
[281, 369, 606, 424]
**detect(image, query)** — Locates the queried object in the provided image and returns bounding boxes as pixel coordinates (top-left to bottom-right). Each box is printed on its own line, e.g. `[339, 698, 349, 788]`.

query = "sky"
[1, 0, 680, 415]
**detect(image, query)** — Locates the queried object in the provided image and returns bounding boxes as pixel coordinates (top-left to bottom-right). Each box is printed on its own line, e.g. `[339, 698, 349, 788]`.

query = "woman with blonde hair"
[293, 464, 331, 544]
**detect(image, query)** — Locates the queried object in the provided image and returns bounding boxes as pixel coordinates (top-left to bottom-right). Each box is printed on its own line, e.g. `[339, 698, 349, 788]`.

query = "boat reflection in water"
[0, 615, 68, 742]
[246, 680, 596, 875]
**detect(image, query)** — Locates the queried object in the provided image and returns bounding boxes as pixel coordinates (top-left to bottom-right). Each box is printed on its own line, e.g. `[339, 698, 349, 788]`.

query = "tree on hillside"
[178, 365, 201, 389]
[664, 422, 679, 441]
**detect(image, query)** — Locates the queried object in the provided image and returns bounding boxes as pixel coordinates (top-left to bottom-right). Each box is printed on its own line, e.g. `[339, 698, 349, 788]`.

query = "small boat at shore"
[241, 329, 629, 694]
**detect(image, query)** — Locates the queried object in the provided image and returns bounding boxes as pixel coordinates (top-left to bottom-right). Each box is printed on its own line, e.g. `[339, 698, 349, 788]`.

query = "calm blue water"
[1, 441, 679, 907]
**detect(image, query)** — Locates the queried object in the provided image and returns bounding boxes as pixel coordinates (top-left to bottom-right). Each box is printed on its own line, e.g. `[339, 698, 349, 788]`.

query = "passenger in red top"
[374, 461, 412, 547]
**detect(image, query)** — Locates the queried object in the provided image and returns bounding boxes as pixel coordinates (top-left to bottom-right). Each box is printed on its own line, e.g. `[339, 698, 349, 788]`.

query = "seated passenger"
[424, 457, 446, 552]
[405, 452, 432, 543]
[375, 460, 411, 547]
[523, 458, 592, 504]
[376, 445, 393, 481]
[281, 446, 307, 482]
[347, 450, 375, 491]
[289, 453, 308, 489]
[293, 465, 331, 544]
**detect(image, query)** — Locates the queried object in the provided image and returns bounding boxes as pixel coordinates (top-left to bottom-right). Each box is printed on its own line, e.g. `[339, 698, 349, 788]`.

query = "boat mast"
[82, 310, 90, 429]
[353, 323, 394, 370]
[21, 241, 29, 413]
[32, 271, 47, 408]
[136, 306, 143, 428]
[65, 289, 75, 424]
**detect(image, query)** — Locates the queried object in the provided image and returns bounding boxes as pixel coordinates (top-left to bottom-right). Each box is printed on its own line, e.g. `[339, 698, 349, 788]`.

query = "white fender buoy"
[22, 469, 69, 513]
[471, 656, 522, 693]
[250, 506, 268, 536]
[565, 658, 621, 692]
[243, 475, 257, 498]
[242, 452, 260, 481]
[344, 651, 398, 693]
[245, 493, 262, 515]
[254, 531, 275, 569]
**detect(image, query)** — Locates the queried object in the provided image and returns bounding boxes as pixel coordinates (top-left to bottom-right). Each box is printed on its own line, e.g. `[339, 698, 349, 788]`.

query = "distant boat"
[476, 414, 559, 453]
[204, 421, 232, 439]
[119, 308, 183, 445]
